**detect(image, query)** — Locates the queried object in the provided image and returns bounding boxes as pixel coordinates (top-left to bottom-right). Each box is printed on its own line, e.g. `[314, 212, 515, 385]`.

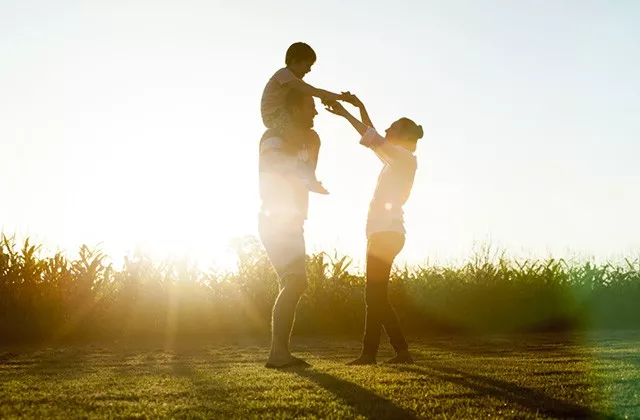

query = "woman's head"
[385, 117, 424, 151]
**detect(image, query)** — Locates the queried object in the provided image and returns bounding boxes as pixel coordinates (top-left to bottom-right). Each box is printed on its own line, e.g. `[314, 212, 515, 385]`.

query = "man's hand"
[340, 91, 363, 108]
[324, 100, 349, 117]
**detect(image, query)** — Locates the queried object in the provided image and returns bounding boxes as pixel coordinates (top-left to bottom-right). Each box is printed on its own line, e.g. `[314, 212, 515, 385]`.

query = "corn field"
[1, 234, 639, 344]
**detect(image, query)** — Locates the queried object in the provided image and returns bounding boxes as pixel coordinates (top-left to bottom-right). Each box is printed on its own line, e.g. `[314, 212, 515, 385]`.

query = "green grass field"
[1, 332, 639, 419]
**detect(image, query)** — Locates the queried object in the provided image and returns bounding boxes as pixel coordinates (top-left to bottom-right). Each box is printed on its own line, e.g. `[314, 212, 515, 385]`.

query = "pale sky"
[2, 0, 639, 269]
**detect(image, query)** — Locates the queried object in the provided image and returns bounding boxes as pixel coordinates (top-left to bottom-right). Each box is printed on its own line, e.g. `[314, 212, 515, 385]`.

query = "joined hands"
[323, 91, 363, 116]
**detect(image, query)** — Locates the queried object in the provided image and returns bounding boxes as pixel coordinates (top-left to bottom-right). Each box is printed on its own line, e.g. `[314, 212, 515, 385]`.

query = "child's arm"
[273, 68, 344, 103]
[286, 78, 342, 103]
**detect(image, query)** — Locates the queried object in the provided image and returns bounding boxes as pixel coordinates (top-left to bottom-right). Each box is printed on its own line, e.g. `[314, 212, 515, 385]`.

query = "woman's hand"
[324, 100, 349, 117]
[325, 100, 369, 136]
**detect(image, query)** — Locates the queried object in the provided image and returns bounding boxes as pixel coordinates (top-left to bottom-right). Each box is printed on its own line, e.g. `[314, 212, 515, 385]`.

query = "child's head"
[285, 42, 316, 79]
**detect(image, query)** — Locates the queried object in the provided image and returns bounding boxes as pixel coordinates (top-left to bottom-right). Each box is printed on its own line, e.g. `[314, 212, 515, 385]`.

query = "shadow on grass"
[167, 353, 233, 399]
[395, 363, 607, 419]
[294, 368, 417, 420]
[420, 332, 586, 359]
[18, 348, 93, 380]
[0, 351, 20, 362]
[170, 355, 197, 377]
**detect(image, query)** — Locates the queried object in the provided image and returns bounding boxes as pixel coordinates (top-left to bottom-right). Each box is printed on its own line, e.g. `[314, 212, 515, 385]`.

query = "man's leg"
[269, 271, 307, 364]
[258, 215, 310, 368]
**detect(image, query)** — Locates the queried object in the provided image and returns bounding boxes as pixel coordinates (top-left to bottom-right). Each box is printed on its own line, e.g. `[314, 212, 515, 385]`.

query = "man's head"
[285, 42, 316, 79]
[385, 117, 424, 152]
[285, 89, 317, 129]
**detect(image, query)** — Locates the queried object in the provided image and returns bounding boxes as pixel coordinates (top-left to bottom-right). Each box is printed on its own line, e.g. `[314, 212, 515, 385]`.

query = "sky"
[1, 0, 639, 269]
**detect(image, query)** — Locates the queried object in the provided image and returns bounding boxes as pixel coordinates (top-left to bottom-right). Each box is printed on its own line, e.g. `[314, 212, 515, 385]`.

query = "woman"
[325, 95, 424, 365]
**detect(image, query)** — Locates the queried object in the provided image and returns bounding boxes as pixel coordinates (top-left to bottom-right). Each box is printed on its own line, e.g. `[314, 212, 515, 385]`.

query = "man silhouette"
[258, 89, 320, 368]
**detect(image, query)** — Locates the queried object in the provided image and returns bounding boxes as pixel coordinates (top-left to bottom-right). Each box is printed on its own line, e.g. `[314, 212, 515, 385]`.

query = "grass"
[1, 332, 639, 419]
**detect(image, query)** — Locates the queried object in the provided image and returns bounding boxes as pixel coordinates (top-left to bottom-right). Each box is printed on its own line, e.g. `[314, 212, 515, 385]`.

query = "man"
[258, 89, 321, 368]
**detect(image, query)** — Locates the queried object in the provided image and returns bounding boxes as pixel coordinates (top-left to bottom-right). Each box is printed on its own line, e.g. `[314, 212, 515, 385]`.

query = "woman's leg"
[370, 233, 408, 353]
[348, 232, 405, 365]
[375, 234, 413, 363]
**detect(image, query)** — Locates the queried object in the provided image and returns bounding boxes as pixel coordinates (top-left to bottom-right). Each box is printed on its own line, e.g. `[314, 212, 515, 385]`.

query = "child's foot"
[384, 350, 414, 365]
[346, 355, 377, 366]
[308, 180, 329, 195]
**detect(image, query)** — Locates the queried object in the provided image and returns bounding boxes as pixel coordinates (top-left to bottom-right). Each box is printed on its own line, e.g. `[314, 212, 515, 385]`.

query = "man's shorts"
[258, 213, 307, 283]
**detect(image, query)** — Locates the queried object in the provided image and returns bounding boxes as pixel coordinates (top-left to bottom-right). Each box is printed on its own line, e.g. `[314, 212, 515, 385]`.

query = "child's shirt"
[260, 67, 298, 128]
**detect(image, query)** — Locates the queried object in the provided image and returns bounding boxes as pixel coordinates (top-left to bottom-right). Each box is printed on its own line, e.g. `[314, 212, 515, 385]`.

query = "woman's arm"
[325, 101, 406, 165]
[341, 92, 374, 129]
[324, 101, 368, 135]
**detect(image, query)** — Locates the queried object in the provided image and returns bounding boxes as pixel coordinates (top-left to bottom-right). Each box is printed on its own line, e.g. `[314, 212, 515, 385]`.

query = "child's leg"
[264, 109, 291, 135]
[306, 130, 321, 174]
[302, 130, 328, 194]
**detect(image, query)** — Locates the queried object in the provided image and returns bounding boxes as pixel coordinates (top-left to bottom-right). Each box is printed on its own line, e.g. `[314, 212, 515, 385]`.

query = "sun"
[90, 153, 259, 273]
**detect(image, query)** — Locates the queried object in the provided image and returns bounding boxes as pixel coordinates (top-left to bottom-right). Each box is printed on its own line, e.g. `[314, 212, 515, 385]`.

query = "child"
[261, 42, 345, 194]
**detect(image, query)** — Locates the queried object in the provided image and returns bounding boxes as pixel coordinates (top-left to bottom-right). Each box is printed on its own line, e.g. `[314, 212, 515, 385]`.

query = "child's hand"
[309, 181, 330, 195]
[340, 91, 363, 108]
